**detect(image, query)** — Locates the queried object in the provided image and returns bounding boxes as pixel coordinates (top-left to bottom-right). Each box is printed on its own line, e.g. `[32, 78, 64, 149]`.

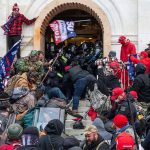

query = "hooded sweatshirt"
[39, 119, 64, 150]
[120, 41, 136, 62]
[129, 63, 150, 103]
[93, 118, 112, 140]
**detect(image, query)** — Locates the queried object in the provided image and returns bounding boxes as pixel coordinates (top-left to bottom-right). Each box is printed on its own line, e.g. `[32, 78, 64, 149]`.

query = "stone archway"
[33, 0, 111, 56]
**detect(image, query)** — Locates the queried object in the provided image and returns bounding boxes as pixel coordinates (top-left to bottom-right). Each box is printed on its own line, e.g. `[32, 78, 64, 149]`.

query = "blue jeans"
[72, 75, 96, 110]
[46, 87, 66, 100]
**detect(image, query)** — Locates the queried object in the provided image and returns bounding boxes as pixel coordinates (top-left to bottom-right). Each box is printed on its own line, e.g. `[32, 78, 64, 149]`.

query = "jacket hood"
[93, 118, 112, 140]
[135, 63, 146, 75]
[44, 119, 64, 135]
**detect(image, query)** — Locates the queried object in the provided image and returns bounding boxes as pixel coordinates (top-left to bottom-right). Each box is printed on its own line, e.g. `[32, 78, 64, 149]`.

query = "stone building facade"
[0, 0, 150, 58]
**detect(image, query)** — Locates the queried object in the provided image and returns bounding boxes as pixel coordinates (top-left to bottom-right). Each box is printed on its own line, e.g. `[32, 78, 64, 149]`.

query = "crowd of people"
[0, 35, 150, 150]
[1, 3, 150, 150]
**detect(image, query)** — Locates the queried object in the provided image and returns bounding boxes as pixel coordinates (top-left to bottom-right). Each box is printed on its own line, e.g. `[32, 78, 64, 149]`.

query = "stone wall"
[0, 0, 150, 58]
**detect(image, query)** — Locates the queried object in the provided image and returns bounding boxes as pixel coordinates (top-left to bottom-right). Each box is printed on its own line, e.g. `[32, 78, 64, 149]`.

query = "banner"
[49, 20, 76, 45]
[0, 39, 21, 80]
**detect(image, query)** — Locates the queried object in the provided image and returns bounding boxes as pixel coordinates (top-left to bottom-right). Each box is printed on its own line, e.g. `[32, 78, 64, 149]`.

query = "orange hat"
[118, 36, 126, 43]
[116, 132, 134, 150]
[12, 3, 19, 11]
[111, 87, 124, 101]
[140, 51, 148, 58]
[130, 91, 138, 99]
[113, 114, 128, 128]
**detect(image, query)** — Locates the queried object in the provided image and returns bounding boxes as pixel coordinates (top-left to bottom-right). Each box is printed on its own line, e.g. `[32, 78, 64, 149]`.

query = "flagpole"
[74, 19, 91, 23]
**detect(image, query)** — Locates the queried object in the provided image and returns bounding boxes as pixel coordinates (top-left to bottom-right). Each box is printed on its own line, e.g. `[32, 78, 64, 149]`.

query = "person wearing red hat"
[109, 61, 121, 80]
[118, 36, 137, 89]
[108, 87, 137, 122]
[129, 91, 138, 101]
[118, 36, 136, 62]
[63, 65, 96, 113]
[130, 51, 150, 73]
[109, 114, 135, 150]
[115, 132, 135, 150]
[1, 3, 37, 58]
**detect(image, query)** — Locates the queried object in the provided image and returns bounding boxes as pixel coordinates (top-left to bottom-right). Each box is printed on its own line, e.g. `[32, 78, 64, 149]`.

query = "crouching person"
[82, 125, 109, 150]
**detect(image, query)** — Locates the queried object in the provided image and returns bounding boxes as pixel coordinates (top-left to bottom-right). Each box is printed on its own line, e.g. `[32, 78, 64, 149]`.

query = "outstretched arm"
[22, 14, 37, 25]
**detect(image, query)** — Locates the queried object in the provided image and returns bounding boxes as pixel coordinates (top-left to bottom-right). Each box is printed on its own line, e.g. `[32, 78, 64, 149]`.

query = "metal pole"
[74, 19, 91, 23]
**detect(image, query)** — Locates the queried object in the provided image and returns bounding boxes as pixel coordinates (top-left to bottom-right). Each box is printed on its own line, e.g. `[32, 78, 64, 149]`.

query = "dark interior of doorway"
[45, 9, 103, 60]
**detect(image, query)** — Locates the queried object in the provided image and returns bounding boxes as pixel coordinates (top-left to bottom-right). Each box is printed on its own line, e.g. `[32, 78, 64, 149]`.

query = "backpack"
[86, 83, 110, 114]
[4, 74, 21, 96]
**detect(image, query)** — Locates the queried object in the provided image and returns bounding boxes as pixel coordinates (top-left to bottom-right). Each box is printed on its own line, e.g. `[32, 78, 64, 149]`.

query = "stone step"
[69, 100, 91, 108]
[65, 128, 85, 140]
[64, 100, 92, 141]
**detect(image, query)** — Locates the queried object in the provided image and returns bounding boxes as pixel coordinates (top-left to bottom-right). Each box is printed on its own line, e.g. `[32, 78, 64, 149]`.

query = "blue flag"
[0, 39, 21, 80]
[127, 54, 137, 81]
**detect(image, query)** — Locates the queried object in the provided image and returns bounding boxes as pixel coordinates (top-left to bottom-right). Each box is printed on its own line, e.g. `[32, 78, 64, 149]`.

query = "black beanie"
[23, 126, 39, 137]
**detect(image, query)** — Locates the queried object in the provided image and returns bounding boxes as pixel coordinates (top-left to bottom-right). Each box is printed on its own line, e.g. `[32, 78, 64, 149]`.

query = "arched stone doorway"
[33, 0, 111, 56]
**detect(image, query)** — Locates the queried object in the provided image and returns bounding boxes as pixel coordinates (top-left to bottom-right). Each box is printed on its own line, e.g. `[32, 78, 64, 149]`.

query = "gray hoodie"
[93, 118, 112, 140]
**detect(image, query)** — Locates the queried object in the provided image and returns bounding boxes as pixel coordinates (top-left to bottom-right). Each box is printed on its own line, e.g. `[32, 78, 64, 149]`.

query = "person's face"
[38, 53, 44, 61]
[13, 9, 19, 16]
[118, 39, 126, 45]
[139, 55, 144, 60]
[85, 132, 97, 145]
[31, 55, 37, 62]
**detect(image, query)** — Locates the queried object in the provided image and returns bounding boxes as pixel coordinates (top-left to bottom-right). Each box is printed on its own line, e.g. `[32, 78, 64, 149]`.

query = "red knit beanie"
[12, 3, 19, 11]
[113, 114, 128, 128]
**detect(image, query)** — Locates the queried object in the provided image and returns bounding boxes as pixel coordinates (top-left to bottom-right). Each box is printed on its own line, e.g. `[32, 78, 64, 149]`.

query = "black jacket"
[141, 129, 150, 150]
[39, 119, 64, 150]
[117, 99, 137, 122]
[17, 145, 40, 150]
[129, 73, 150, 103]
[68, 65, 89, 82]
[82, 134, 109, 150]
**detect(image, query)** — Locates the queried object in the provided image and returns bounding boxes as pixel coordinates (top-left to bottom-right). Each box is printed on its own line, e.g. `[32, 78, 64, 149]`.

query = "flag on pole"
[0, 39, 21, 80]
[49, 20, 76, 45]
[128, 54, 137, 81]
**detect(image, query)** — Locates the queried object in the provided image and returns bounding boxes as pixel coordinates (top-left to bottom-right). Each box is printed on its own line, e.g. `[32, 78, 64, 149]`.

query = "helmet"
[7, 123, 23, 140]
[30, 50, 38, 57]
[15, 58, 29, 73]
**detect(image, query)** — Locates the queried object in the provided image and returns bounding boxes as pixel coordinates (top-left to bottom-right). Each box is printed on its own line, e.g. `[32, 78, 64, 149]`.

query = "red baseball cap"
[118, 36, 126, 43]
[64, 66, 71, 71]
[111, 87, 124, 101]
[116, 132, 134, 150]
[113, 114, 128, 128]
[130, 91, 138, 99]
[139, 51, 148, 58]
